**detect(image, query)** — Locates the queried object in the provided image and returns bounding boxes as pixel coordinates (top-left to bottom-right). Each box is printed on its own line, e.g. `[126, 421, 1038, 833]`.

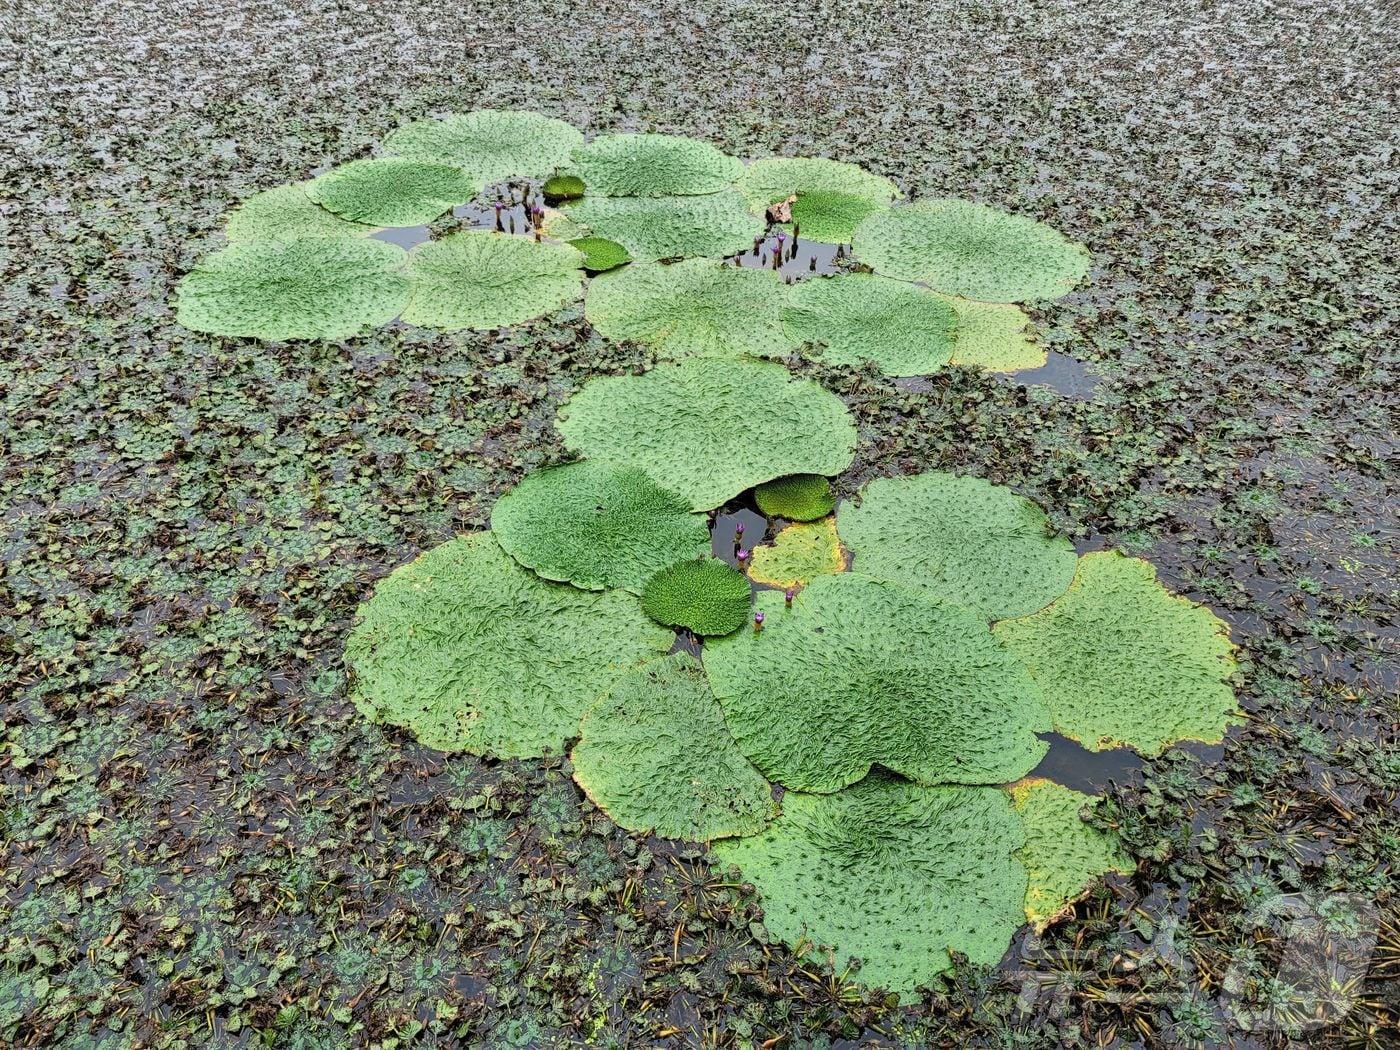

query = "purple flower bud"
[737, 547, 749, 561]
[753, 611, 765, 632]
[735, 522, 745, 536]
[784, 588, 794, 606]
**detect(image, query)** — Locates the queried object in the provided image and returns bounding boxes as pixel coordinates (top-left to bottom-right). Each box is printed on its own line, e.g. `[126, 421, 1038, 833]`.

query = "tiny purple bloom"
[785, 588, 795, 606]
[737, 547, 749, 561]
[753, 611, 765, 632]
[735, 522, 745, 536]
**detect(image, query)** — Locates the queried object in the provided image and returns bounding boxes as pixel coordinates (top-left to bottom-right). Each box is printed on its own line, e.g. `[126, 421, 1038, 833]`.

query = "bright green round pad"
[174, 238, 409, 341]
[712, 775, 1027, 993]
[640, 558, 751, 637]
[736, 157, 897, 211]
[783, 273, 957, 377]
[344, 533, 670, 757]
[572, 653, 775, 840]
[562, 193, 762, 262]
[570, 133, 742, 196]
[224, 183, 374, 242]
[307, 157, 480, 227]
[490, 461, 709, 593]
[402, 232, 583, 331]
[787, 191, 887, 244]
[556, 358, 856, 511]
[753, 474, 834, 522]
[838, 471, 1076, 620]
[852, 199, 1089, 303]
[382, 110, 583, 182]
[993, 552, 1238, 755]
[704, 573, 1051, 793]
[568, 236, 630, 274]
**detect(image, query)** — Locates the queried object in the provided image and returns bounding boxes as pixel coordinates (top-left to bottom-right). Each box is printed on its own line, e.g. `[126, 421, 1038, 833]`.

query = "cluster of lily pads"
[345, 355, 1239, 993]
[175, 109, 1090, 375]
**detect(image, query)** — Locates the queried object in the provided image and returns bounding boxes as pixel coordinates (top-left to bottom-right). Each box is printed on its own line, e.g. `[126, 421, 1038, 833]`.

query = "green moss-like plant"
[568, 236, 630, 274]
[705, 573, 1051, 793]
[837, 471, 1077, 620]
[786, 190, 888, 245]
[640, 558, 751, 637]
[571, 133, 742, 197]
[572, 653, 776, 840]
[490, 461, 709, 593]
[993, 552, 1239, 755]
[306, 157, 481, 228]
[344, 533, 671, 757]
[940, 295, 1045, 372]
[382, 110, 583, 182]
[736, 156, 898, 213]
[224, 183, 375, 242]
[543, 174, 586, 204]
[563, 192, 763, 262]
[753, 474, 835, 521]
[746, 520, 845, 591]
[556, 358, 856, 511]
[174, 238, 410, 340]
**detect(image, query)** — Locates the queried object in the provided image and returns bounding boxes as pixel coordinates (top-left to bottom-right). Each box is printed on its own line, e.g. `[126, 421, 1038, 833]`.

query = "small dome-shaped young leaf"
[640, 558, 751, 637]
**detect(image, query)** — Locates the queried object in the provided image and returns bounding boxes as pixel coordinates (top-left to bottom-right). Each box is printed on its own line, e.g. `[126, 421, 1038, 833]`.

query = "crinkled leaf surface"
[705, 573, 1051, 792]
[571, 133, 742, 196]
[382, 109, 583, 182]
[783, 273, 957, 376]
[712, 775, 1027, 993]
[563, 192, 762, 262]
[746, 520, 845, 590]
[993, 552, 1238, 754]
[344, 533, 670, 757]
[568, 236, 630, 273]
[572, 653, 775, 840]
[585, 259, 795, 360]
[753, 474, 835, 522]
[787, 190, 888, 244]
[556, 358, 856, 511]
[490, 461, 709, 593]
[402, 231, 583, 330]
[852, 199, 1090, 302]
[224, 183, 374, 242]
[941, 295, 1045, 372]
[640, 557, 751, 636]
[175, 238, 409, 340]
[307, 157, 481, 227]
[736, 157, 898, 211]
[838, 471, 1077, 619]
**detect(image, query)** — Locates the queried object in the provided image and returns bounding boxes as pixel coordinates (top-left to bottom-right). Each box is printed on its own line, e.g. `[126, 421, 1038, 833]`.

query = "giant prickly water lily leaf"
[306, 157, 481, 227]
[753, 474, 835, 522]
[640, 557, 752, 637]
[837, 471, 1077, 620]
[344, 533, 671, 757]
[712, 775, 1027, 993]
[786, 190, 888, 245]
[993, 552, 1238, 755]
[382, 109, 583, 182]
[704, 573, 1051, 793]
[584, 259, 794, 360]
[555, 358, 856, 511]
[562, 192, 763, 262]
[490, 461, 710, 593]
[174, 238, 410, 340]
[746, 519, 845, 591]
[783, 273, 958, 377]
[224, 183, 375, 242]
[736, 156, 898, 212]
[1010, 779, 1134, 930]
[940, 295, 1045, 372]
[572, 653, 776, 840]
[852, 199, 1090, 303]
[570, 133, 743, 196]
[401, 231, 583, 331]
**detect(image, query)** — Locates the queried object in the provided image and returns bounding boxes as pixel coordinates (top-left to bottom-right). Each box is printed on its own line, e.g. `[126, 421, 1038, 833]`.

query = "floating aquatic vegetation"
[382, 109, 583, 182]
[223, 183, 374, 242]
[993, 552, 1238, 754]
[737, 157, 897, 212]
[306, 157, 481, 227]
[837, 471, 1077, 620]
[746, 519, 845, 590]
[555, 358, 856, 510]
[401, 231, 583, 330]
[490, 461, 709, 593]
[783, 273, 958, 376]
[567, 236, 630, 274]
[640, 557, 752, 636]
[174, 238, 410, 340]
[572, 653, 775, 839]
[785, 190, 889, 245]
[562, 192, 763, 262]
[570, 132, 743, 196]
[543, 174, 586, 203]
[940, 296, 1045, 372]
[753, 473, 835, 522]
[852, 198, 1090, 303]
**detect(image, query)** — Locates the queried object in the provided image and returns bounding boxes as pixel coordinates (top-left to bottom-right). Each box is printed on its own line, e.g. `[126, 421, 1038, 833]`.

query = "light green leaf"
[571, 133, 742, 196]
[783, 273, 957, 376]
[562, 193, 763, 262]
[382, 110, 583, 182]
[307, 158, 481, 227]
[224, 183, 375, 242]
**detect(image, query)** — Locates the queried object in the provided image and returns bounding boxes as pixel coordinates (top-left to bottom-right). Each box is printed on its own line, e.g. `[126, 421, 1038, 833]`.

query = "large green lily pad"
[941, 296, 1045, 372]
[736, 156, 897, 211]
[224, 183, 374, 242]
[640, 557, 751, 637]
[382, 110, 583, 182]
[786, 190, 889, 245]
[570, 133, 742, 196]
[562, 193, 763, 262]
[783, 273, 958, 376]
[306, 157, 481, 227]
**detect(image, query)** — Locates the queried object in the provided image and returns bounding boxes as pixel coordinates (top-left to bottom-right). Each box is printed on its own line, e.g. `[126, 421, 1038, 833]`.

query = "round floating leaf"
[640, 557, 751, 637]
[993, 552, 1239, 755]
[556, 358, 857, 511]
[571, 133, 742, 197]
[837, 472, 1077, 620]
[307, 158, 481, 228]
[753, 474, 835, 522]
[941, 296, 1045, 372]
[852, 199, 1090, 302]
[490, 461, 709, 593]
[224, 183, 374, 242]
[736, 156, 898, 212]
[787, 190, 888, 244]
[175, 238, 409, 341]
[540, 207, 591, 241]
[746, 520, 845, 591]
[543, 174, 586, 204]
[712, 775, 1027, 993]
[562, 193, 763, 262]
[568, 236, 630, 274]
[344, 533, 671, 757]
[783, 273, 957, 377]
[1010, 779, 1134, 930]
[402, 231, 583, 331]
[572, 653, 776, 840]
[584, 259, 795, 360]
[705, 573, 1051, 793]
[382, 110, 583, 182]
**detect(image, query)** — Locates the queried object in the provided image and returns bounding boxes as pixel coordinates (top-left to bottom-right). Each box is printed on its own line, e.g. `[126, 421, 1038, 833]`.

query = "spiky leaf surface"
[736, 157, 898, 211]
[783, 273, 957, 377]
[307, 158, 480, 227]
[570, 133, 742, 196]
[568, 236, 630, 273]
[705, 573, 1050, 793]
[941, 295, 1045, 372]
[224, 183, 374, 242]
[572, 654, 775, 840]
[852, 199, 1090, 302]
[787, 190, 888, 244]
[640, 558, 751, 636]
[837, 471, 1076, 620]
[344, 533, 670, 757]
[993, 552, 1238, 754]
[382, 109, 583, 182]
[490, 461, 709, 593]
[753, 474, 835, 522]
[712, 775, 1027, 993]
[401, 231, 583, 330]
[174, 238, 409, 340]
[563, 193, 762, 262]
[556, 358, 856, 511]
[746, 520, 845, 591]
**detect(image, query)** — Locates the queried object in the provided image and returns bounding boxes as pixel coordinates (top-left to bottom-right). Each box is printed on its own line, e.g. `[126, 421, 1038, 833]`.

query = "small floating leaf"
[571, 133, 742, 196]
[941, 295, 1045, 372]
[563, 192, 762, 262]
[746, 520, 845, 591]
[382, 110, 583, 182]
[307, 157, 481, 228]
[753, 474, 835, 522]
[543, 174, 587, 204]
[224, 183, 375, 242]
[640, 558, 751, 637]
[568, 236, 630, 274]
[786, 190, 888, 244]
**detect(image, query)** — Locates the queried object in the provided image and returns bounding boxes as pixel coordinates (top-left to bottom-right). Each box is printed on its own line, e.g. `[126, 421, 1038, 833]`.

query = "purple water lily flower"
[753, 611, 765, 633]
